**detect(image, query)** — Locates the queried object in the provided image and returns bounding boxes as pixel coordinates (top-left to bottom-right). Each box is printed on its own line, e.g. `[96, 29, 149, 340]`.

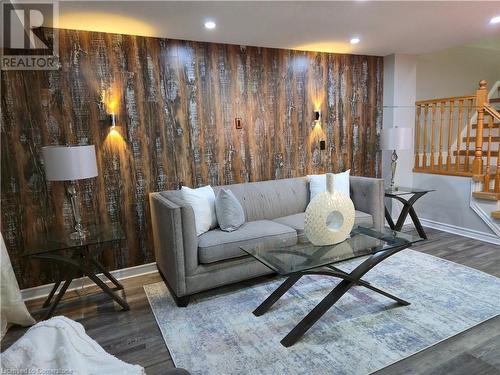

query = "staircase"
[414, 80, 500, 235]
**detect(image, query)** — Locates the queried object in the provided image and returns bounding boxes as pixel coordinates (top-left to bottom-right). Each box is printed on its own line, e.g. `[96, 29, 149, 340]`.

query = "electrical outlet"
[235, 118, 242, 129]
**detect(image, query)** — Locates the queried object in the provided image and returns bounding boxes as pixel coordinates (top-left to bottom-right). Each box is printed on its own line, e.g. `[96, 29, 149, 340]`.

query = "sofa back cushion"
[160, 177, 309, 223]
[212, 177, 308, 222]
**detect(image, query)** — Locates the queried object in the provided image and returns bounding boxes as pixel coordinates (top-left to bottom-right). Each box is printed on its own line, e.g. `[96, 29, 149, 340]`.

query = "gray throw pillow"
[215, 188, 245, 232]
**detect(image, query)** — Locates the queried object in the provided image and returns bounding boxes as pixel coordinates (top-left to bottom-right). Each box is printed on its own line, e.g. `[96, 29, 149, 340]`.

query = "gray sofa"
[149, 176, 384, 307]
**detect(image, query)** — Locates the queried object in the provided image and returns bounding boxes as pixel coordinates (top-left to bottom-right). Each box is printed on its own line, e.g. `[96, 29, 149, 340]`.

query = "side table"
[24, 223, 129, 319]
[384, 187, 435, 239]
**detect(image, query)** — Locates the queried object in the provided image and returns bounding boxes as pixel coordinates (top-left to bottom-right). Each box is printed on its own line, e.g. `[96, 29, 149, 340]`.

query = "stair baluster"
[455, 100, 463, 172]
[483, 115, 493, 192]
[422, 104, 428, 168]
[447, 100, 454, 170]
[431, 103, 437, 169]
[464, 98, 474, 172]
[495, 154, 500, 193]
[438, 101, 445, 169]
[415, 105, 421, 169]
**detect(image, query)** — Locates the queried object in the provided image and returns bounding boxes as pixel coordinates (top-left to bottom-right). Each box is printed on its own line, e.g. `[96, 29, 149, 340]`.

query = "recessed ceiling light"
[490, 16, 500, 24]
[350, 37, 360, 44]
[204, 21, 216, 29]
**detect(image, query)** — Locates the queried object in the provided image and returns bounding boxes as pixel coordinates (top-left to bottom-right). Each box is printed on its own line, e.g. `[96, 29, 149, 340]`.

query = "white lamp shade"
[42, 145, 98, 181]
[381, 127, 413, 150]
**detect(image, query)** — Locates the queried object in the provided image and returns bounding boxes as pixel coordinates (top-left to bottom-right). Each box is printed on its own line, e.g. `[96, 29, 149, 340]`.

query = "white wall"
[413, 174, 494, 233]
[412, 41, 500, 236]
[416, 43, 500, 100]
[383, 54, 417, 219]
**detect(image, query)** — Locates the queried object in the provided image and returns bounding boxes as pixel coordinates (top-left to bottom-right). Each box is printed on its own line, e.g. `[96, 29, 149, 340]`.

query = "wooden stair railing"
[414, 80, 499, 185]
[414, 94, 475, 177]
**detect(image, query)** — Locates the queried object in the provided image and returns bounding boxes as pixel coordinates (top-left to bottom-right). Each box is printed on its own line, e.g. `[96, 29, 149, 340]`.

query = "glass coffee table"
[240, 226, 422, 347]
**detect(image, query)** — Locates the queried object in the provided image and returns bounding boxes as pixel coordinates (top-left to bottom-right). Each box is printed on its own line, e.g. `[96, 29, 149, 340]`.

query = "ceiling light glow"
[204, 21, 216, 29]
[490, 16, 500, 24]
[350, 37, 360, 44]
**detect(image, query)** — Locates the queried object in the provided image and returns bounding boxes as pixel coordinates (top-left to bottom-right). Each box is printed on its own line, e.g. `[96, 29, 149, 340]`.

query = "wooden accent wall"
[1, 28, 383, 288]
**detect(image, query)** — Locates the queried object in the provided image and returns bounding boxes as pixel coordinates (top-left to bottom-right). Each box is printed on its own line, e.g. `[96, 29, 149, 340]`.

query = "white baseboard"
[420, 218, 500, 245]
[21, 262, 158, 302]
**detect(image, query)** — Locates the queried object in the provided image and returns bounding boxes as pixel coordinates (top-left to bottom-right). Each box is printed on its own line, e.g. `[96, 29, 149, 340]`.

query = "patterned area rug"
[144, 249, 500, 375]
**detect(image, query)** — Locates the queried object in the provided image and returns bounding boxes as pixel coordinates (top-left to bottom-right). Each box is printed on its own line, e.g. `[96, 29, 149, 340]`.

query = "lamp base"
[390, 150, 398, 190]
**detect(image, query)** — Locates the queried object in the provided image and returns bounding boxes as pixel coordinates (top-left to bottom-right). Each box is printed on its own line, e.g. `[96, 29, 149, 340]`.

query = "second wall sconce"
[313, 109, 321, 128]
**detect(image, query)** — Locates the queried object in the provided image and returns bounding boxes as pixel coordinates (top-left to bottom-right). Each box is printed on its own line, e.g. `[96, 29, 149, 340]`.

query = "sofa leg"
[157, 267, 190, 308]
[174, 294, 190, 307]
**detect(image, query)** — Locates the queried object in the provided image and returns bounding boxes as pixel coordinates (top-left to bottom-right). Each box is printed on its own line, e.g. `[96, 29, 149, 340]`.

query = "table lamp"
[381, 127, 412, 189]
[42, 145, 98, 239]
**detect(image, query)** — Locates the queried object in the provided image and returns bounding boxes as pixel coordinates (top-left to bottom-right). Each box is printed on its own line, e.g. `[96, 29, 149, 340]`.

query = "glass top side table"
[384, 187, 435, 239]
[24, 223, 129, 319]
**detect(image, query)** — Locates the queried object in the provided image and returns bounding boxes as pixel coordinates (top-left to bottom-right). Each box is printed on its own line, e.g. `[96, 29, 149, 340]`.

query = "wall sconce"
[109, 113, 117, 129]
[313, 109, 321, 128]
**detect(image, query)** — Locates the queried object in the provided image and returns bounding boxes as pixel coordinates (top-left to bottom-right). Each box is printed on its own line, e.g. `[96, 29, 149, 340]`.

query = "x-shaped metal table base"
[253, 241, 411, 347]
[33, 247, 130, 319]
[385, 191, 429, 239]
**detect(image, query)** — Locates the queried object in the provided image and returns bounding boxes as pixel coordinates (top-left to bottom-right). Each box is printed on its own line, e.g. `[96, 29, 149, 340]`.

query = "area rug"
[144, 249, 500, 375]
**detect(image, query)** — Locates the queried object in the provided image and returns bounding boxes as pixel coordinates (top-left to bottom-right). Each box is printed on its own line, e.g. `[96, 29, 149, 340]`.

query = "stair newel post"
[472, 80, 488, 175]
[415, 105, 421, 169]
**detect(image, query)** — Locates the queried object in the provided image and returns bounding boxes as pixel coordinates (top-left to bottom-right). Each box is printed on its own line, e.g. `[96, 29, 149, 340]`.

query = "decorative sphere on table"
[304, 173, 355, 246]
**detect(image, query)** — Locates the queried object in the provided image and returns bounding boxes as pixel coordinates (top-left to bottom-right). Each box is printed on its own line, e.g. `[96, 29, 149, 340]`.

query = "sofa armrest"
[149, 193, 198, 297]
[349, 176, 385, 231]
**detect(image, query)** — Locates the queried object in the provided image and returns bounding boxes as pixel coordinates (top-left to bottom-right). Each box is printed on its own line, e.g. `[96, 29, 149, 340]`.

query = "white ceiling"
[58, 1, 500, 56]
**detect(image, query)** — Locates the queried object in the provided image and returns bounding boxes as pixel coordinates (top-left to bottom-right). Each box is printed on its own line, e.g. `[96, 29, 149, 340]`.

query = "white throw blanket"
[0, 233, 36, 338]
[1, 316, 145, 375]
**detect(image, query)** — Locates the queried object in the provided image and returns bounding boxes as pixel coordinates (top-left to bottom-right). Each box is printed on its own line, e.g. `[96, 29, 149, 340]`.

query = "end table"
[24, 223, 129, 319]
[384, 187, 434, 239]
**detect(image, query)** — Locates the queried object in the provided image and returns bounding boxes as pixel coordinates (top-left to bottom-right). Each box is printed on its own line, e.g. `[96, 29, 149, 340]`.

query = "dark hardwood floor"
[2, 227, 499, 374]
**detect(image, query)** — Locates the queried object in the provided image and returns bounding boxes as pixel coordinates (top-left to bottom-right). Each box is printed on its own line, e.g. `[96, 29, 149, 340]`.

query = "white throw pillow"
[181, 185, 217, 236]
[308, 170, 350, 201]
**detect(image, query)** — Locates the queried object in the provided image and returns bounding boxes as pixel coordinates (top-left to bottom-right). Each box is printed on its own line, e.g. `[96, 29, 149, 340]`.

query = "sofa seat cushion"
[198, 220, 297, 264]
[353, 210, 374, 227]
[273, 210, 374, 242]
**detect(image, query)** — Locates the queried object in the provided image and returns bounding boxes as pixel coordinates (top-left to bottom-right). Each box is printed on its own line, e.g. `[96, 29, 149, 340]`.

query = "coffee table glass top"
[240, 226, 422, 275]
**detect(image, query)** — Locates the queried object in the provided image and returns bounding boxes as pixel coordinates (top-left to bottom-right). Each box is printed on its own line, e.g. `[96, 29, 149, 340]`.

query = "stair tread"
[492, 210, 500, 219]
[472, 191, 500, 201]
[489, 98, 500, 103]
